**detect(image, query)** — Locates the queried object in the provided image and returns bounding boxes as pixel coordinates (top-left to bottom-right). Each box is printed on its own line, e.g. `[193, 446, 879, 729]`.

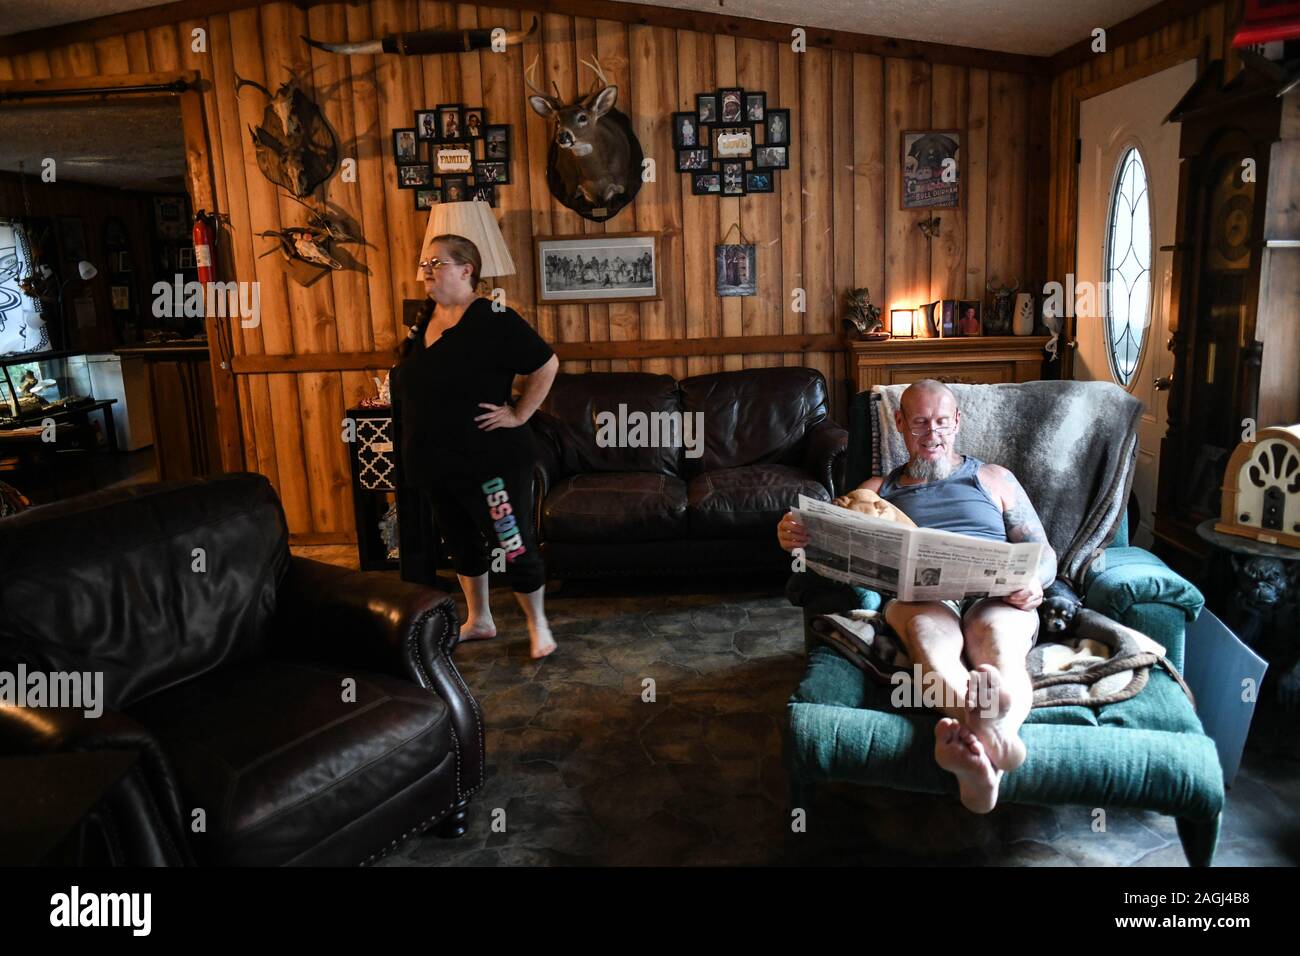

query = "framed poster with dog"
[901, 129, 960, 209]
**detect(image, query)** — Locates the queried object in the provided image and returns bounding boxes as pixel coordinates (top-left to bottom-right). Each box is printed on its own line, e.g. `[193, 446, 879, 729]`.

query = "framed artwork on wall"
[901, 129, 961, 210]
[535, 232, 661, 305]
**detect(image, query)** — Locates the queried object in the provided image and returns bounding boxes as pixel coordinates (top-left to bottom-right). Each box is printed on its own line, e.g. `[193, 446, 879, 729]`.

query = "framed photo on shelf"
[393, 128, 420, 164]
[692, 172, 721, 195]
[957, 299, 982, 336]
[534, 232, 661, 305]
[483, 124, 511, 159]
[901, 129, 961, 210]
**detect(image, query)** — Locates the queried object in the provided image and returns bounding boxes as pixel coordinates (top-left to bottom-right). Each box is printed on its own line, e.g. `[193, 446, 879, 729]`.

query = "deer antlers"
[525, 54, 612, 105]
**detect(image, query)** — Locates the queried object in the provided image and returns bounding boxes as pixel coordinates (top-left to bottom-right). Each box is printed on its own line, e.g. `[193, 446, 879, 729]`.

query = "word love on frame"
[672, 87, 791, 197]
[392, 103, 513, 210]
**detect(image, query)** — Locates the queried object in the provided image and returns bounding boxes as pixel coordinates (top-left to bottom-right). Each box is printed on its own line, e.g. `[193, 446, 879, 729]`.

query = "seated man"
[777, 379, 1057, 813]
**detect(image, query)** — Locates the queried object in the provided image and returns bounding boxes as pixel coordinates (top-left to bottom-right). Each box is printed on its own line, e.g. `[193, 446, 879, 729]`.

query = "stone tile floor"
[355, 576, 1299, 867]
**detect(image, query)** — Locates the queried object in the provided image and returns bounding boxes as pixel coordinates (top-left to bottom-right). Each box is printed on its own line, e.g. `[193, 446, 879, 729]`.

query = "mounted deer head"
[526, 55, 643, 222]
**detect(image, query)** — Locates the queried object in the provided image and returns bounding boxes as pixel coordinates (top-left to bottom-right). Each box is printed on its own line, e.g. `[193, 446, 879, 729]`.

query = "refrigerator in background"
[86, 353, 154, 451]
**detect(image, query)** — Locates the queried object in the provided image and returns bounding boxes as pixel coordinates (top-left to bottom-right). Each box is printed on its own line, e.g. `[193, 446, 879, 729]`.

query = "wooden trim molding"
[1050, 0, 1223, 74]
[0, 0, 1051, 74]
[230, 333, 848, 373]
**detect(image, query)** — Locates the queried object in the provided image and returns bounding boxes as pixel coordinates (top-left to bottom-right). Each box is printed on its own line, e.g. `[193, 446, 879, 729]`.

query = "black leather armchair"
[0, 473, 483, 866]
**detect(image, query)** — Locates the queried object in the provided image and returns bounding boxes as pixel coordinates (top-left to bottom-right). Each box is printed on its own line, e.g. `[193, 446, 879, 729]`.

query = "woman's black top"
[395, 297, 554, 483]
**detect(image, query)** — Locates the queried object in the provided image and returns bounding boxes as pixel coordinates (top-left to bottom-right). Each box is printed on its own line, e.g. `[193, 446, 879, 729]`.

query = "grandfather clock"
[1155, 57, 1300, 576]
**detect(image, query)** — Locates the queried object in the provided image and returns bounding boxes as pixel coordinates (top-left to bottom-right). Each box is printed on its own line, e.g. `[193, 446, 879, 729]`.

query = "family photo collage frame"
[392, 104, 512, 210]
[673, 87, 791, 197]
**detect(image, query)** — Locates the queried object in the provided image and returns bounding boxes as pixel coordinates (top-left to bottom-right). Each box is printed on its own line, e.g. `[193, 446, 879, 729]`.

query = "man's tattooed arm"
[986, 465, 1057, 588]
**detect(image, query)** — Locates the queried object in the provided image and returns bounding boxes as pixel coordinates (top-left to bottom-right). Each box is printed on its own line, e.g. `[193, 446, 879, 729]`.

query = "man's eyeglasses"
[907, 422, 956, 436]
[418, 257, 462, 271]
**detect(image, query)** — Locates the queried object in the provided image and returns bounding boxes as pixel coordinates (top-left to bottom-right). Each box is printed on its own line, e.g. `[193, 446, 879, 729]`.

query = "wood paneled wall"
[1045, 0, 1243, 327]
[0, 1, 1046, 540]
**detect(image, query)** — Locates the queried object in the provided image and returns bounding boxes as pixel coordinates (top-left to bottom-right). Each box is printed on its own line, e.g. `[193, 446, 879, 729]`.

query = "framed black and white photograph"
[534, 232, 661, 305]
[745, 91, 766, 122]
[440, 176, 469, 203]
[415, 110, 438, 140]
[765, 108, 790, 145]
[474, 160, 509, 185]
[484, 124, 511, 159]
[415, 187, 441, 210]
[677, 147, 711, 172]
[437, 104, 463, 140]
[715, 243, 756, 297]
[673, 111, 700, 148]
[692, 172, 721, 195]
[433, 143, 474, 175]
[398, 164, 434, 188]
[696, 93, 718, 123]
[718, 87, 744, 123]
[393, 128, 420, 164]
[745, 170, 773, 193]
[901, 129, 961, 210]
[462, 107, 486, 138]
[470, 184, 497, 206]
[712, 126, 753, 160]
[721, 161, 745, 196]
[755, 145, 788, 169]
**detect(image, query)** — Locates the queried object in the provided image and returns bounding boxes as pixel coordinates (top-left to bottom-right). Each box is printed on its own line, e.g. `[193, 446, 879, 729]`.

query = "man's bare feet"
[459, 618, 497, 642]
[933, 717, 1001, 814]
[529, 622, 557, 659]
[963, 663, 1027, 772]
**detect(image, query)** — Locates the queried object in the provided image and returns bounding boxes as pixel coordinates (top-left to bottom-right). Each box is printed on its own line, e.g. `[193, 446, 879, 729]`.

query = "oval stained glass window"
[1104, 147, 1152, 387]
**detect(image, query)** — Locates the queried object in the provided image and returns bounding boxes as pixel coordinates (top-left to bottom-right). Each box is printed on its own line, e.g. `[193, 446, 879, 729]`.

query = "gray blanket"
[872, 381, 1141, 584]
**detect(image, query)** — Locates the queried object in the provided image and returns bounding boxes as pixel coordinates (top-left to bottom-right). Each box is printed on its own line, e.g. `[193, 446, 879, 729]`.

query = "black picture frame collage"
[674, 88, 790, 197]
[392, 103, 512, 210]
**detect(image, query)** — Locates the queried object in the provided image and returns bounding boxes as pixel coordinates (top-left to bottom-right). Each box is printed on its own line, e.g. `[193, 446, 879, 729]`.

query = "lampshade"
[890, 308, 915, 338]
[415, 200, 515, 282]
[77, 260, 98, 280]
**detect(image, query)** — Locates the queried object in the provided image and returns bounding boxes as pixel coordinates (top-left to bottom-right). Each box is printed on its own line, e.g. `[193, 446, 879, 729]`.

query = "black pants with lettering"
[422, 450, 545, 594]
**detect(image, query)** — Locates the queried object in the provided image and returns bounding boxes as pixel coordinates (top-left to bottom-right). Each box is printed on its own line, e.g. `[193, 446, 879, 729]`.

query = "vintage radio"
[1215, 424, 1300, 549]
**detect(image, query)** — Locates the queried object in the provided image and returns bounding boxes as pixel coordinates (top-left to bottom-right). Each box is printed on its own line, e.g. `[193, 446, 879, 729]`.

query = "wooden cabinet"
[847, 336, 1051, 391]
[115, 344, 221, 481]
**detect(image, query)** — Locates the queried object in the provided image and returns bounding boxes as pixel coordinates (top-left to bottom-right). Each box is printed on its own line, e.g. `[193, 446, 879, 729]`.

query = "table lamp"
[415, 200, 516, 284]
[890, 308, 915, 339]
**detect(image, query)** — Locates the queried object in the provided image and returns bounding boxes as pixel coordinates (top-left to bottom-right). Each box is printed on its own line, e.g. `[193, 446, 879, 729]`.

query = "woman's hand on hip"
[476, 402, 525, 430]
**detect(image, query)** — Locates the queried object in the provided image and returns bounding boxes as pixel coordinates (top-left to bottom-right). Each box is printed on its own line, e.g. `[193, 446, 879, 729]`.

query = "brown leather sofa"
[529, 367, 847, 578]
[0, 473, 482, 866]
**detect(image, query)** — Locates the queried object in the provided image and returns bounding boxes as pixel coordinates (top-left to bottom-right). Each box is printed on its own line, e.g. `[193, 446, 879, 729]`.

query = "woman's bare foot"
[934, 717, 1001, 813]
[963, 663, 1027, 772]
[459, 618, 497, 642]
[529, 621, 557, 659]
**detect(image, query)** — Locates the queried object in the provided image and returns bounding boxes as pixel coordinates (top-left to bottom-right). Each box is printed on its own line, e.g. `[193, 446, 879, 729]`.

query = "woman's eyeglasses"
[418, 257, 462, 271]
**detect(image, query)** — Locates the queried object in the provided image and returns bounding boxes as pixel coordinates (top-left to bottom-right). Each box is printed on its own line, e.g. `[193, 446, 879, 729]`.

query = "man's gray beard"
[905, 453, 955, 481]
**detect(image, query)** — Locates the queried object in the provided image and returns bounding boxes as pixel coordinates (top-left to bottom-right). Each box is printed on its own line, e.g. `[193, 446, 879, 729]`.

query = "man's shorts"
[883, 596, 1041, 647]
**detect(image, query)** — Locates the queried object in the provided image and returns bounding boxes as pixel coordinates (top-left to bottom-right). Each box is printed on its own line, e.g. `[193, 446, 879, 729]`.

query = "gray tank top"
[877, 455, 1006, 542]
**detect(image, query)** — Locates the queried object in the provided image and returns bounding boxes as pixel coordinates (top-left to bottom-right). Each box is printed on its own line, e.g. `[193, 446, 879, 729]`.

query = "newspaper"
[793, 494, 1043, 602]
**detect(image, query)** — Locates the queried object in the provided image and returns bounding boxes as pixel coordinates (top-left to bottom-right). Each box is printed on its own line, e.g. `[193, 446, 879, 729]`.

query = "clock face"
[1206, 155, 1254, 272]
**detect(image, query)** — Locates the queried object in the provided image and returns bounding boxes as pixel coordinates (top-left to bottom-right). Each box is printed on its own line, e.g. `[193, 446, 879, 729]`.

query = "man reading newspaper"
[777, 380, 1057, 813]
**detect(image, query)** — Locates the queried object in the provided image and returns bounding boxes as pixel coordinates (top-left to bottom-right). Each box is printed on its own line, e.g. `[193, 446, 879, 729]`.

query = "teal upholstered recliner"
[784, 382, 1225, 865]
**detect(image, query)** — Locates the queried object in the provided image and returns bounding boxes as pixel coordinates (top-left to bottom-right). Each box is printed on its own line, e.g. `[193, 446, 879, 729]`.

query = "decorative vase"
[1013, 292, 1035, 336]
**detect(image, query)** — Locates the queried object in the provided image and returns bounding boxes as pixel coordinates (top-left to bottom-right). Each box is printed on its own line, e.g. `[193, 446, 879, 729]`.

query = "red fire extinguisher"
[193, 211, 215, 286]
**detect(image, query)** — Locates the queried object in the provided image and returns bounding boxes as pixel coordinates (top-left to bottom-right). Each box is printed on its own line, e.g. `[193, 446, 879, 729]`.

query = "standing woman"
[395, 234, 560, 658]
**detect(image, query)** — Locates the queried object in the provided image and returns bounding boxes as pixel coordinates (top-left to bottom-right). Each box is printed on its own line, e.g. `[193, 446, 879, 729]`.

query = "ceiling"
[0, 0, 1161, 56]
[0, 99, 188, 191]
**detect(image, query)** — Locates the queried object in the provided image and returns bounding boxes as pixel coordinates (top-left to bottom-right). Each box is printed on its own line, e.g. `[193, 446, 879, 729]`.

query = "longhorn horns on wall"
[302, 15, 537, 56]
